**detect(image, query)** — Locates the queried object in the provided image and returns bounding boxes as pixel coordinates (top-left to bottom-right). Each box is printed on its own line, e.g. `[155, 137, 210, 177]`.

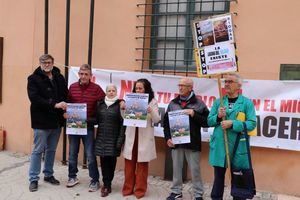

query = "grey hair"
[80, 63, 91, 71]
[39, 54, 54, 63]
[225, 72, 243, 85]
[106, 84, 117, 92]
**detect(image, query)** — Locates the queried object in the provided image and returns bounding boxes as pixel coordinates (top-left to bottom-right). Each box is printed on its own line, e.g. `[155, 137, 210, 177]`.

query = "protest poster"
[168, 110, 190, 144]
[66, 103, 87, 135]
[124, 93, 149, 128]
[192, 13, 237, 76]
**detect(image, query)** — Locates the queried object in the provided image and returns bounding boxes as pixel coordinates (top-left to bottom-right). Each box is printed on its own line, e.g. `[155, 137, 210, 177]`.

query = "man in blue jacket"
[27, 54, 68, 192]
[208, 73, 257, 200]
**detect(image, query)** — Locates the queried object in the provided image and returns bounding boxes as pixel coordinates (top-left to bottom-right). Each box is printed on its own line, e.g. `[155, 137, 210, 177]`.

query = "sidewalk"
[0, 151, 298, 200]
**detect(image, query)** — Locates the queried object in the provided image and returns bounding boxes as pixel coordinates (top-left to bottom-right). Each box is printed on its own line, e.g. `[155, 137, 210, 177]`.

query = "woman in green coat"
[208, 73, 256, 200]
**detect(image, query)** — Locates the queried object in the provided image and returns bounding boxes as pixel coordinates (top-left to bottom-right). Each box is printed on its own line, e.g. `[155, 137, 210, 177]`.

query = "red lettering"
[293, 100, 297, 113]
[208, 96, 216, 108]
[157, 92, 164, 104]
[252, 99, 261, 111]
[163, 93, 171, 104]
[91, 75, 96, 83]
[280, 100, 292, 112]
[264, 99, 276, 112]
[264, 100, 271, 111]
[119, 80, 133, 99]
[280, 99, 300, 113]
[270, 100, 276, 112]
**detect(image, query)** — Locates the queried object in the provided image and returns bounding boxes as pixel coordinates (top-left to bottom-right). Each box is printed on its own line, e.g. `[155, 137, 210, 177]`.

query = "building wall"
[0, 0, 299, 196]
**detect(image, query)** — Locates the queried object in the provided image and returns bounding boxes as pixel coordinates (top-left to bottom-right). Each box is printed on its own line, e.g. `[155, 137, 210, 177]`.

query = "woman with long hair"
[122, 78, 160, 199]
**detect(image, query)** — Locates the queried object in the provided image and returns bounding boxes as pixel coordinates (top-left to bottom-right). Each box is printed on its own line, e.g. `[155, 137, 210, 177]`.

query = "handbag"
[231, 122, 256, 199]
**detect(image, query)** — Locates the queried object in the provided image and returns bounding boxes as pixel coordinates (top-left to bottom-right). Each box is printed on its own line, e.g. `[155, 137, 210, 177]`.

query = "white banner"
[69, 67, 300, 151]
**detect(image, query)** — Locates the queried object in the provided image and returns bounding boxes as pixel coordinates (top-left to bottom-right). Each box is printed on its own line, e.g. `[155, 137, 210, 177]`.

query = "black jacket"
[94, 99, 126, 157]
[163, 93, 209, 151]
[27, 66, 68, 129]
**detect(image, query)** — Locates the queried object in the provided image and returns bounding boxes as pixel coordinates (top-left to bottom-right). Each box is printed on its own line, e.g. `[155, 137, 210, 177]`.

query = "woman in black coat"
[94, 84, 125, 197]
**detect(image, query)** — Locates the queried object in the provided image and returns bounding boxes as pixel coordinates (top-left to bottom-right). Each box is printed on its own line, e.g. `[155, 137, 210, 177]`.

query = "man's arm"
[27, 76, 56, 109]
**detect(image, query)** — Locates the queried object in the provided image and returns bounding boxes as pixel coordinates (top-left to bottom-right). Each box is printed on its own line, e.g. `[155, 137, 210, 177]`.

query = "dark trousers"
[211, 166, 246, 200]
[100, 156, 117, 188]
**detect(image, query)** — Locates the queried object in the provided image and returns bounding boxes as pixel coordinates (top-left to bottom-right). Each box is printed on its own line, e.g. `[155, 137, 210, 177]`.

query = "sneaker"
[29, 181, 38, 192]
[66, 177, 79, 187]
[88, 181, 100, 192]
[166, 192, 183, 200]
[44, 176, 60, 185]
[195, 197, 203, 200]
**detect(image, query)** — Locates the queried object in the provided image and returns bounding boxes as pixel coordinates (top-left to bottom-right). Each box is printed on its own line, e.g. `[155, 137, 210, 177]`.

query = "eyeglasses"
[178, 84, 191, 87]
[224, 80, 237, 84]
[41, 61, 53, 65]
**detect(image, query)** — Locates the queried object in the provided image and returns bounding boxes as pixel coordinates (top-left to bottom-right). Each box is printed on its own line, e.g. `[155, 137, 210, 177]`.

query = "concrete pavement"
[0, 151, 298, 200]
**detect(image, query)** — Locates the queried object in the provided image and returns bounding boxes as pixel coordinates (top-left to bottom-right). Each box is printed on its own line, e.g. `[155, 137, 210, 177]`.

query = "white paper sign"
[168, 110, 191, 144]
[192, 13, 237, 76]
[123, 93, 149, 128]
[66, 103, 87, 135]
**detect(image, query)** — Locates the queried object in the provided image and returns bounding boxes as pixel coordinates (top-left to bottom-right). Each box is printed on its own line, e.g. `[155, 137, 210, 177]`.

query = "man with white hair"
[208, 73, 257, 200]
[164, 77, 209, 200]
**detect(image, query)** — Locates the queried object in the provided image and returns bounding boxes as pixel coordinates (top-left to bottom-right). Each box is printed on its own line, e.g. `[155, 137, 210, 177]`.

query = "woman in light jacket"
[122, 78, 160, 199]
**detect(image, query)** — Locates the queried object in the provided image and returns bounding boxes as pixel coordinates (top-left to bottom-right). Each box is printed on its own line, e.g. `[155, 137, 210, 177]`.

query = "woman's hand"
[147, 106, 153, 113]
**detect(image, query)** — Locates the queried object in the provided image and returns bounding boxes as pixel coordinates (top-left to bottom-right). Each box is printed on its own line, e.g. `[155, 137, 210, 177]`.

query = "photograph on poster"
[124, 93, 149, 127]
[168, 110, 190, 144]
[66, 103, 87, 135]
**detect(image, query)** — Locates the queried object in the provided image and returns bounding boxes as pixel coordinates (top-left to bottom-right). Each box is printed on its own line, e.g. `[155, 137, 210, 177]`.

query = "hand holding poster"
[123, 93, 149, 128]
[168, 110, 190, 144]
[192, 13, 237, 76]
[66, 103, 87, 135]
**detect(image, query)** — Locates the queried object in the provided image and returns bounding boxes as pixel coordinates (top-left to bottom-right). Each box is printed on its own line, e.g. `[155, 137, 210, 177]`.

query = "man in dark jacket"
[27, 54, 68, 192]
[65, 64, 105, 192]
[164, 78, 209, 200]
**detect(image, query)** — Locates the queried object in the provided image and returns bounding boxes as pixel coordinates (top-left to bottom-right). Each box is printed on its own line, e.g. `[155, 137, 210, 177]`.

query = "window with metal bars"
[137, 0, 230, 75]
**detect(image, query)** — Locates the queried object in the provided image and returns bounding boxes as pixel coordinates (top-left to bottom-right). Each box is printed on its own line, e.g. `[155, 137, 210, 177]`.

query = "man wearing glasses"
[208, 73, 256, 200]
[27, 54, 68, 192]
[164, 78, 209, 200]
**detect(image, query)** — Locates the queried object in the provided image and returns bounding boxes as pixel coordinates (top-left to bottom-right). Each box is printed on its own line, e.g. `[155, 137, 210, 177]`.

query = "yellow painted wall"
[0, 0, 299, 196]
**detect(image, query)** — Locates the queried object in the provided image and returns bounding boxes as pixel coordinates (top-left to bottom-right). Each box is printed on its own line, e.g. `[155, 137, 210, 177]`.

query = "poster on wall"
[192, 13, 237, 76]
[66, 103, 87, 135]
[123, 93, 149, 128]
[168, 110, 191, 144]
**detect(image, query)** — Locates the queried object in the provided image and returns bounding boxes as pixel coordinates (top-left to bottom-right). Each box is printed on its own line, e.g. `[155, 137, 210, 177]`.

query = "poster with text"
[192, 13, 237, 76]
[66, 103, 87, 135]
[168, 110, 190, 144]
[124, 93, 149, 128]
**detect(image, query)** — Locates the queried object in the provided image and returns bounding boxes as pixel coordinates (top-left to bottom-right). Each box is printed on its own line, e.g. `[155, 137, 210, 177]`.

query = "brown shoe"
[101, 186, 111, 197]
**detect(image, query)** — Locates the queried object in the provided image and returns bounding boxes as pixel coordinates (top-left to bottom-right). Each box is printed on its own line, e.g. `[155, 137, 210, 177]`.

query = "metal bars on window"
[136, 0, 231, 75]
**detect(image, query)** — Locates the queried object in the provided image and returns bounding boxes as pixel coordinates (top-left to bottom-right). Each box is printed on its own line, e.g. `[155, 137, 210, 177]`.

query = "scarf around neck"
[105, 96, 118, 107]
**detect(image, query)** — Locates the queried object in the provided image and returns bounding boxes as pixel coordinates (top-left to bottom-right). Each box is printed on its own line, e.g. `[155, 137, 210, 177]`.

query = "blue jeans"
[29, 128, 61, 182]
[68, 128, 99, 182]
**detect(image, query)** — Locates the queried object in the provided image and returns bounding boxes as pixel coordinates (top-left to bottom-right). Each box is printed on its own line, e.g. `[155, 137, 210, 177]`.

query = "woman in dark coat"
[94, 84, 125, 197]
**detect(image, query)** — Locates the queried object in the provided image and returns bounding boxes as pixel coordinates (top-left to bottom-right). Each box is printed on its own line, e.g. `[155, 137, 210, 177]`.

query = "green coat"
[208, 94, 256, 169]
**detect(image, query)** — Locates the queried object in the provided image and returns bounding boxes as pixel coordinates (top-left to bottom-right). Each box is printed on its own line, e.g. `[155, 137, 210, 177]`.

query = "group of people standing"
[27, 54, 256, 200]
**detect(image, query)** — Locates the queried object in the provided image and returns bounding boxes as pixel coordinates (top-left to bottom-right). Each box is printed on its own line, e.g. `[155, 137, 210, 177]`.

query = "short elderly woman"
[94, 84, 125, 197]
